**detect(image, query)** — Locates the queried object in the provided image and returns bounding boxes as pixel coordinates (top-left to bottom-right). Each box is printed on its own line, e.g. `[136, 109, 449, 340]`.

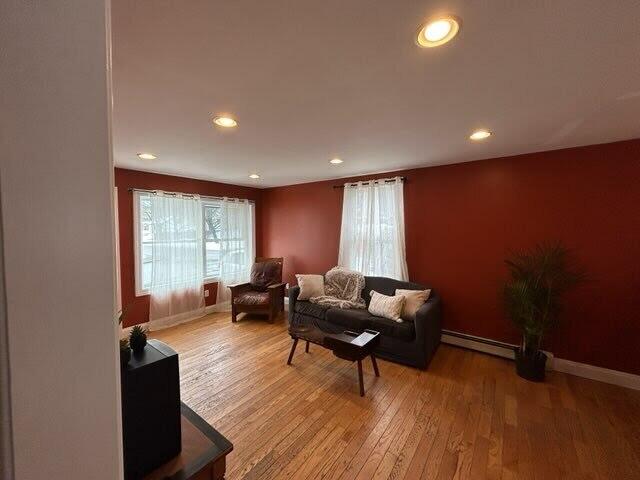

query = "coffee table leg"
[371, 354, 380, 377]
[287, 338, 298, 365]
[305, 341, 309, 353]
[357, 360, 364, 397]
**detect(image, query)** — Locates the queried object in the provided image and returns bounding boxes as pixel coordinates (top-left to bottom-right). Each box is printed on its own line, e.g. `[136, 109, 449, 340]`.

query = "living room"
[2, 1, 639, 480]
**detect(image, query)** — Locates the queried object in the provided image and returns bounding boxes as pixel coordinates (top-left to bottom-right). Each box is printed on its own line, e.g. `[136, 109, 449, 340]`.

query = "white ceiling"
[111, 0, 640, 188]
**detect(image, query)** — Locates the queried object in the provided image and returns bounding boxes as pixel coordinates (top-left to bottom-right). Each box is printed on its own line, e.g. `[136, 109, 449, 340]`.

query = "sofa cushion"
[325, 308, 371, 332]
[296, 274, 325, 300]
[368, 290, 405, 322]
[367, 316, 415, 341]
[325, 308, 416, 340]
[294, 300, 329, 320]
[363, 277, 429, 306]
[396, 289, 431, 321]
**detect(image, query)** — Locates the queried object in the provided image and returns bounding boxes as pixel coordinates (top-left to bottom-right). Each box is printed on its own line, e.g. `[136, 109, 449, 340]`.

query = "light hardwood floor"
[151, 312, 640, 480]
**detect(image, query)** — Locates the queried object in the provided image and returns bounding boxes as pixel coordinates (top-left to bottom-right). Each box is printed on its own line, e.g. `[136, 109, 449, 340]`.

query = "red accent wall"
[260, 140, 640, 375]
[115, 168, 262, 327]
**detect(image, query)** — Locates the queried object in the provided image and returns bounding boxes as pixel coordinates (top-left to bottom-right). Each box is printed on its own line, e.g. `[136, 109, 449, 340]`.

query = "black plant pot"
[120, 347, 131, 368]
[515, 349, 547, 382]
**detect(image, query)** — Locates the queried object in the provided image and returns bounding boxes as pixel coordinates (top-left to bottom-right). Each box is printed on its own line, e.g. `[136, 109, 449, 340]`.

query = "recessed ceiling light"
[213, 115, 238, 128]
[249, 173, 260, 179]
[417, 15, 460, 48]
[329, 158, 344, 164]
[469, 129, 492, 141]
[137, 152, 157, 160]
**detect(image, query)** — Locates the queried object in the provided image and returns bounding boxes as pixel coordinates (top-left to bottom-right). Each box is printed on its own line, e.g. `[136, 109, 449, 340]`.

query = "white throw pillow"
[368, 290, 405, 323]
[395, 289, 431, 321]
[296, 274, 325, 300]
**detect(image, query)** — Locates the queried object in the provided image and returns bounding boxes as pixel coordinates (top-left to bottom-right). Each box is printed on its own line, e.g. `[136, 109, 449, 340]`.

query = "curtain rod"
[127, 188, 255, 204]
[332, 176, 406, 189]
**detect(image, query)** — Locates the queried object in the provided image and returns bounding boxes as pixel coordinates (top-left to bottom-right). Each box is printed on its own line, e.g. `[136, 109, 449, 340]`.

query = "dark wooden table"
[287, 324, 380, 396]
[144, 403, 233, 480]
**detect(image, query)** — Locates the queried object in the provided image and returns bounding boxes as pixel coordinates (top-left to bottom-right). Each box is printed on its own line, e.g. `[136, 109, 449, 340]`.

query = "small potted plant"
[129, 325, 148, 354]
[120, 338, 131, 368]
[503, 242, 584, 381]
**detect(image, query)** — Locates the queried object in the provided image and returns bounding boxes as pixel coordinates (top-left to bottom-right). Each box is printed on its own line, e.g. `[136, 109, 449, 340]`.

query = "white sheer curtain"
[338, 177, 409, 280]
[149, 192, 205, 326]
[217, 198, 255, 305]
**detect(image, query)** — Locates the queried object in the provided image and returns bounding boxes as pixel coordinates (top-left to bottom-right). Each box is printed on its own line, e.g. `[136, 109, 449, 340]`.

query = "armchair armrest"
[228, 282, 251, 297]
[267, 282, 286, 309]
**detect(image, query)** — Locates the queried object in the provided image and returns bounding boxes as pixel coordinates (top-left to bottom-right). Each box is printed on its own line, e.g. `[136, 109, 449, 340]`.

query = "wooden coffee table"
[287, 324, 380, 396]
[144, 403, 233, 480]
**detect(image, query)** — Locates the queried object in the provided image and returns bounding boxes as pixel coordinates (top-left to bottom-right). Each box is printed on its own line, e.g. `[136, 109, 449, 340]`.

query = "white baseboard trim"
[122, 312, 640, 391]
[441, 332, 516, 360]
[442, 330, 638, 390]
[205, 302, 231, 314]
[147, 309, 207, 332]
[551, 358, 640, 391]
[119, 304, 226, 337]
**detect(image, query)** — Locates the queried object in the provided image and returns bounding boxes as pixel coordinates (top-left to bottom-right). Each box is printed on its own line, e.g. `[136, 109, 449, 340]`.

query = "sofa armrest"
[288, 286, 300, 324]
[414, 295, 442, 365]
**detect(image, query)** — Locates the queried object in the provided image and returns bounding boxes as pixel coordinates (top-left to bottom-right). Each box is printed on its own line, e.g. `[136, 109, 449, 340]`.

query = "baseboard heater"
[441, 329, 518, 360]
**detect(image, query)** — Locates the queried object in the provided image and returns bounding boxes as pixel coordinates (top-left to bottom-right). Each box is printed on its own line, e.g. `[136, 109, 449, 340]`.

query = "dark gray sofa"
[288, 276, 442, 369]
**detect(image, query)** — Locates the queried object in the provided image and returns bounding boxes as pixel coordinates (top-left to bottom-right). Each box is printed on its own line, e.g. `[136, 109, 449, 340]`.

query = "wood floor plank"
[150, 312, 640, 480]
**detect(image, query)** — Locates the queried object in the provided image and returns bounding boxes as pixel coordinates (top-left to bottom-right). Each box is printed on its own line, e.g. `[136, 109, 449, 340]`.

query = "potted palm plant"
[503, 242, 583, 381]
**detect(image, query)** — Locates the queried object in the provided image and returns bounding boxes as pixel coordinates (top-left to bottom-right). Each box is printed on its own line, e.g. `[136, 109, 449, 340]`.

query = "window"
[203, 203, 222, 279]
[136, 194, 153, 293]
[134, 192, 255, 296]
[337, 177, 409, 280]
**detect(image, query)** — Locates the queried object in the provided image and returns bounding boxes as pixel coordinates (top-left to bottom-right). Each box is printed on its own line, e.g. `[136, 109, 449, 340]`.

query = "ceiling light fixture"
[469, 129, 492, 141]
[249, 173, 260, 179]
[417, 15, 460, 48]
[329, 158, 344, 164]
[212, 115, 238, 128]
[137, 152, 157, 160]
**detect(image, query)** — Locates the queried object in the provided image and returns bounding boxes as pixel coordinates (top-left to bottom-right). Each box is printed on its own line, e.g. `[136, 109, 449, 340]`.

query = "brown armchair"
[229, 257, 286, 323]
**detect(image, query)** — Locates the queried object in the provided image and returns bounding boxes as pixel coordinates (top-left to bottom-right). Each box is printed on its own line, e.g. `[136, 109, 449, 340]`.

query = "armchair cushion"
[234, 291, 270, 305]
[250, 261, 283, 291]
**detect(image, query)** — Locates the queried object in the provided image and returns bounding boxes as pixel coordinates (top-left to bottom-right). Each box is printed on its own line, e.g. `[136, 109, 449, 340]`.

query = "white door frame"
[0, 189, 15, 479]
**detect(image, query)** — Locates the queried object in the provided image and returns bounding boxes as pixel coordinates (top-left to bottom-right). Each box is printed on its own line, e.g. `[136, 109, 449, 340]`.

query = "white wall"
[0, 0, 122, 479]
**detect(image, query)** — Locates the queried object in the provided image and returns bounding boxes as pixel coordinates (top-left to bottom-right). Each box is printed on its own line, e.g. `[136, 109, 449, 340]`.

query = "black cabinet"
[121, 339, 181, 479]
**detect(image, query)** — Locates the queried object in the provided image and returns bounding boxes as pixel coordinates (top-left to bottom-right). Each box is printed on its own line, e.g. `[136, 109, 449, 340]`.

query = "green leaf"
[503, 241, 584, 352]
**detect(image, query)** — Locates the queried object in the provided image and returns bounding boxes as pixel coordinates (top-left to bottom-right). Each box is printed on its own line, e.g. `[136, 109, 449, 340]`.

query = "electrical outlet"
[204, 289, 209, 298]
